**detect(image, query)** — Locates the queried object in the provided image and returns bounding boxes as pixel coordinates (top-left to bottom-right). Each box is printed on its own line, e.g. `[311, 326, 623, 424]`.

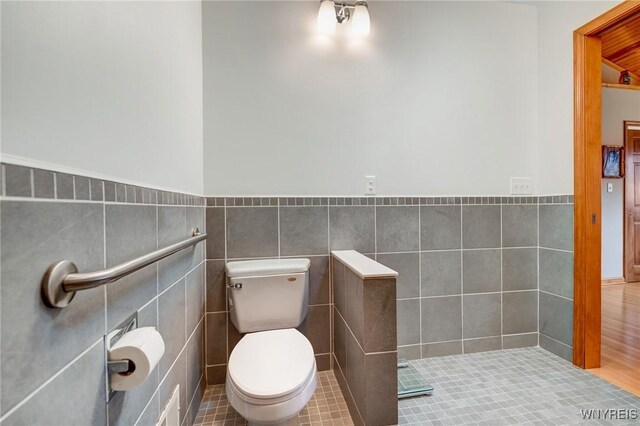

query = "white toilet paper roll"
[109, 326, 165, 391]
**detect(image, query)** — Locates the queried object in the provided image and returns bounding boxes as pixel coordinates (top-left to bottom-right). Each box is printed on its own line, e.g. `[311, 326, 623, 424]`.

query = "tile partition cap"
[331, 250, 398, 279]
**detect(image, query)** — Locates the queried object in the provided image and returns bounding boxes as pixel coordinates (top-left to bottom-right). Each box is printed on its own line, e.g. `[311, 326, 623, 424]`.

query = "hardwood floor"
[588, 282, 640, 396]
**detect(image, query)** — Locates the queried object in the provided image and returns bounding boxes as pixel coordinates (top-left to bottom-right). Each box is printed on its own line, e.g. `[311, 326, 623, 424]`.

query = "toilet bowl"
[226, 328, 317, 425]
[224, 258, 315, 424]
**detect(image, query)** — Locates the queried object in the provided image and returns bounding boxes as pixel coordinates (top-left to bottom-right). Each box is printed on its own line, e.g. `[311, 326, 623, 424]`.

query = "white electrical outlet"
[364, 176, 376, 195]
[510, 177, 532, 195]
[607, 182, 613, 193]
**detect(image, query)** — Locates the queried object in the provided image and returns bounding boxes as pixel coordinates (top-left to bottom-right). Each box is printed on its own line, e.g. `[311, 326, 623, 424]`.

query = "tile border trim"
[1, 162, 205, 206]
[207, 195, 574, 207]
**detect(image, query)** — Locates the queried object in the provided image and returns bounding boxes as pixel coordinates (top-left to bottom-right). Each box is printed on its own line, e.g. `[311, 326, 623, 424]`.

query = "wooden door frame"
[574, 1, 640, 369]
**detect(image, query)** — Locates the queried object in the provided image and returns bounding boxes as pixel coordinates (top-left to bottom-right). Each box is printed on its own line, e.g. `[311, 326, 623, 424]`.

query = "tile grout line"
[183, 207, 188, 364]
[538, 333, 573, 349]
[539, 246, 574, 254]
[154, 201, 160, 423]
[156, 204, 160, 337]
[539, 289, 574, 302]
[203, 204, 209, 387]
[102, 186, 109, 421]
[53, 172, 58, 199]
[334, 295, 368, 356]
[29, 168, 34, 198]
[460, 204, 465, 353]
[374, 204, 378, 256]
[500, 204, 504, 350]
[537, 200, 540, 346]
[223, 200, 229, 372]
[396, 332, 540, 349]
[327, 204, 334, 371]
[418, 204, 423, 358]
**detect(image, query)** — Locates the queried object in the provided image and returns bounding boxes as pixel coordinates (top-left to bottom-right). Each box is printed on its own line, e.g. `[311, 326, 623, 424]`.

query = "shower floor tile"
[194, 370, 354, 426]
[399, 347, 640, 425]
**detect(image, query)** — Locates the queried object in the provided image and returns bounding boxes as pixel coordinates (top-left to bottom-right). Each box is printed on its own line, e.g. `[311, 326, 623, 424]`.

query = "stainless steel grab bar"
[42, 228, 207, 308]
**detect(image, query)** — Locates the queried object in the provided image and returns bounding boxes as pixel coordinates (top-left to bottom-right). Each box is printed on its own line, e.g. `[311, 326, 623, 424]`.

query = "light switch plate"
[607, 182, 613, 193]
[510, 177, 532, 195]
[364, 176, 376, 195]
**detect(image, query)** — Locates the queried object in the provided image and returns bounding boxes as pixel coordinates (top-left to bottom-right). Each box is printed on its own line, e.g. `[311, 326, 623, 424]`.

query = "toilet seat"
[226, 328, 317, 424]
[228, 328, 316, 399]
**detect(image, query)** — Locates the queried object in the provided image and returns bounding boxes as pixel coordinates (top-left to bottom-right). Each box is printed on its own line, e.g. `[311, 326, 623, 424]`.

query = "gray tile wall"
[205, 196, 575, 377]
[0, 163, 206, 426]
[538, 202, 575, 361]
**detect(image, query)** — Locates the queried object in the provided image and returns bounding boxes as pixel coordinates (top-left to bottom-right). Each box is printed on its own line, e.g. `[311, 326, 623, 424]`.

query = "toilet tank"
[225, 258, 311, 333]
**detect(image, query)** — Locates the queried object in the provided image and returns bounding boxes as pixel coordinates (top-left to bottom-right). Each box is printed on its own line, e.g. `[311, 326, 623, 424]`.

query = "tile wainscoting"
[0, 163, 206, 426]
[0, 160, 575, 425]
[204, 195, 575, 385]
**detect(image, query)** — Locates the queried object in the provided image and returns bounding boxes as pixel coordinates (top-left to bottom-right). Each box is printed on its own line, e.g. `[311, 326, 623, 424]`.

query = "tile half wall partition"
[0, 163, 206, 426]
[205, 195, 576, 386]
[331, 250, 398, 426]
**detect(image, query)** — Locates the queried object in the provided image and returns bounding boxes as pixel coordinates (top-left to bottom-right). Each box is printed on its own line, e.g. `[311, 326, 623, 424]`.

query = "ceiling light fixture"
[350, 2, 370, 37]
[317, 0, 337, 35]
[316, 1, 370, 37]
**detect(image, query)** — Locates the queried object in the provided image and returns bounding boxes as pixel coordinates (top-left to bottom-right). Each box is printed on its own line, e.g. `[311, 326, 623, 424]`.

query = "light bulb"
[350, 3, 370, 37]
[317, 0, 337, 35]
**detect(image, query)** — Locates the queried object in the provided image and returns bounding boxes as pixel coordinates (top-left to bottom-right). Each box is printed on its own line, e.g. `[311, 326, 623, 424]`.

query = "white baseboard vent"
[156, 385, 180, 426]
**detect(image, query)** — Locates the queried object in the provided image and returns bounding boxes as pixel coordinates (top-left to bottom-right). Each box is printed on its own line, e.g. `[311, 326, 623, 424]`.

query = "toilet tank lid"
[225, 258, 311, 278]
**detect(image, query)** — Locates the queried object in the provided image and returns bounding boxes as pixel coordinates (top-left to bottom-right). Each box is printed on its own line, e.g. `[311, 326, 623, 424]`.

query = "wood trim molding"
[602, 277, 626, 285]
[602, 83, 640, 90]
[576, 1, 640, 36]
[574, 32, 603, 369]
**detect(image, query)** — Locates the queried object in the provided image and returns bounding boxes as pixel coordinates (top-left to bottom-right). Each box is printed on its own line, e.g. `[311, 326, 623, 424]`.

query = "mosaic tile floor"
[193, 370, 354, 426]
[399, 347, 640, 425]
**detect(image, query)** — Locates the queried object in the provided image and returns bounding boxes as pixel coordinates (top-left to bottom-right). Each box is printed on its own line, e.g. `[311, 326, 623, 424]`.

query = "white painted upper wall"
[535, 0, 620, 195]
[203, 1, 538, 195]
[1, 1, 627, 197]
[1, 1, 204, 194]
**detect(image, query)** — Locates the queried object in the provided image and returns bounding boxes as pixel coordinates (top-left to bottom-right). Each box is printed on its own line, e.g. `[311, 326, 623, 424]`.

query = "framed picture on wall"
[602, 145, 624, 178]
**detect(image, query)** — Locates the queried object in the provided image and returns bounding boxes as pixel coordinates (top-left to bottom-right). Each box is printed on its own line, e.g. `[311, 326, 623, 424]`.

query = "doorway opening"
[623, 122, 640, 283]
[574, 1, 640, 393]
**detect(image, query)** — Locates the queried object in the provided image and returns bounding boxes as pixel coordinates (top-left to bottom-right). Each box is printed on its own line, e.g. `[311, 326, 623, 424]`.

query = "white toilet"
[224, 258, 317, 425]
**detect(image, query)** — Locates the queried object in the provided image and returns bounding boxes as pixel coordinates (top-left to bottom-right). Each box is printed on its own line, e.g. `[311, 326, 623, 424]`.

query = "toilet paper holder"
[106, 312, 138, 398]
[108, 359, 134, 375]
